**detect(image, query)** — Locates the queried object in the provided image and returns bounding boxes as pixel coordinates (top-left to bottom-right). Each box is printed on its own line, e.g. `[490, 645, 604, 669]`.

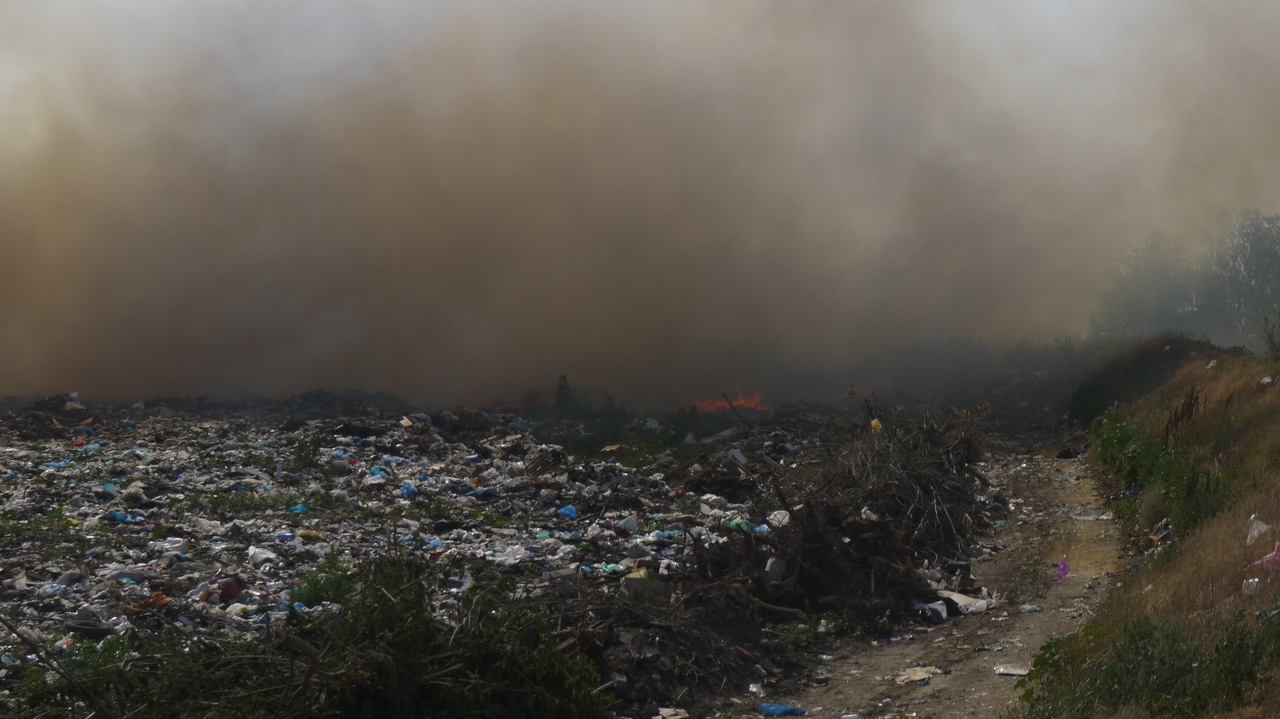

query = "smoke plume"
[4, 2, 1280, 407]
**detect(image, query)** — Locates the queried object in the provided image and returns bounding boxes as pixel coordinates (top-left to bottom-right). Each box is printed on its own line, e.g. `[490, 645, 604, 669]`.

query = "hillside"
[1021, 339, 1280, 718]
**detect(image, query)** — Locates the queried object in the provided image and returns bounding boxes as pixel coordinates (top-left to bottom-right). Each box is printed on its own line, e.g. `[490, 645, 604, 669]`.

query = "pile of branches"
[533, 574, 806, 715]
[530, 404, 1000, 714]
[835, 403, 992, 563]
[692, 403, 994, 621]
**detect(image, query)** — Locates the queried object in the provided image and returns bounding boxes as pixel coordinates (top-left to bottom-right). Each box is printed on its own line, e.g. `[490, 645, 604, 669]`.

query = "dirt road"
[762, 450, 1121, 719]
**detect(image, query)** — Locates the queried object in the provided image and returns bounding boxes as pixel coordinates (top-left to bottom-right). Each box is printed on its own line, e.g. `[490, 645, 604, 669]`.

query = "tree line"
[1092, 210, 1280, 353]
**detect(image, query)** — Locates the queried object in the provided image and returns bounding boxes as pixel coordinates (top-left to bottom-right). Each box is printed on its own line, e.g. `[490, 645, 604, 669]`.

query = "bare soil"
[762, 449, 1121, 719]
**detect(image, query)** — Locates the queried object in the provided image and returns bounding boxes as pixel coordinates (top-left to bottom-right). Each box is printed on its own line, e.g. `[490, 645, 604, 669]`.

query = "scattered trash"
[895, 666, 938, 684]
[1057, 554, 1071, 580]
[1250, 541, 1280, 572]
[994, 664, 1030, 676]
[1248, 513, 1272, 546]
[937, 589, 993, 615]
[759, 703, 807, 716]
[621, 568, 672, 602]
[914, 600, 947, 624]
[1243, 578, 1261, 595]
[1019, 604, 1042, 613]
[618, 514, 640, 533]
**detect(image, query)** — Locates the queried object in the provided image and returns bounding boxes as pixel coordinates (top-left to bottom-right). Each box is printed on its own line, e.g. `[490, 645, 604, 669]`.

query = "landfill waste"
[914, 600, 948, 624]
[936, 589, 993, 615]
[0, 391, 1005, 717]
[765, 557, 787, 582]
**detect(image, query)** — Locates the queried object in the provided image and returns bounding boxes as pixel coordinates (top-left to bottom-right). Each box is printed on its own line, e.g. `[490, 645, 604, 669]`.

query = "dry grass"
[1107, 493, 1280, 623]
[1102, 353, 1280, 625]
[1019, 343, 1280, 718]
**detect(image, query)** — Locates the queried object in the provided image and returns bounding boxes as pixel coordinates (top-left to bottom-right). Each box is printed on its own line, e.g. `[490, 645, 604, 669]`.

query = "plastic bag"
[1248, 513, 1271, 546]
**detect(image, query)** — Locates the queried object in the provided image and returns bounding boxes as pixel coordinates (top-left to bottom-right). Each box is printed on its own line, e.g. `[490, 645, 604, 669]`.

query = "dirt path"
[764, 451, 1121, 719]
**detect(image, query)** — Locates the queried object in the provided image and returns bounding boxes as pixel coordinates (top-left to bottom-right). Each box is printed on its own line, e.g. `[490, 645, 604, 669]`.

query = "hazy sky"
[3, 2, 1280, 407]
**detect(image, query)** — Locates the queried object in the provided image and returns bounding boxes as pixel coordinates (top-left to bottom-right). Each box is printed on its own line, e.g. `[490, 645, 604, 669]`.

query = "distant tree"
[1197, 210, 1280, 346]
[1091, 233, 1197, 339]
[1089, 211, 1280, 353]
[553, 375, 577, 415]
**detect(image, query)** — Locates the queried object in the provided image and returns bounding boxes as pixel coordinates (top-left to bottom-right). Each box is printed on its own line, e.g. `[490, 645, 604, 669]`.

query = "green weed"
[287, 437, 320, 472]
[290, 552, 354, 607]
[1020, 612, 1272, 719]
[4, 556, 607, 719]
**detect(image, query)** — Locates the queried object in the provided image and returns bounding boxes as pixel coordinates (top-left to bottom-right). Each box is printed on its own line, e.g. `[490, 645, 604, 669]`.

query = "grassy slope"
[1021, 341, 1280, 718]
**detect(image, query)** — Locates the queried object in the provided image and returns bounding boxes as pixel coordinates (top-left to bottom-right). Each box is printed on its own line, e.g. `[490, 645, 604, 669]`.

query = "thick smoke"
[3, 2, 1280, 408]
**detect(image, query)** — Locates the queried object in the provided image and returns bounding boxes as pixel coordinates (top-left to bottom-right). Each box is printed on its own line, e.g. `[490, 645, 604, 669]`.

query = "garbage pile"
[0, 392, 1007, 717]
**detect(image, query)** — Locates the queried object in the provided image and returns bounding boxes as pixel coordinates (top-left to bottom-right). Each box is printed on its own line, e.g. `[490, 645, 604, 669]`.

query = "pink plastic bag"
[1249, 541, 1280, 572]
[1057, 555, 1070, 580]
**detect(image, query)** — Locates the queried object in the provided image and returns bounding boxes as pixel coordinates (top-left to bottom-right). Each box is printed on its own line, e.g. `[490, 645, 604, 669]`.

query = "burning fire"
[694, 387, 770, 412]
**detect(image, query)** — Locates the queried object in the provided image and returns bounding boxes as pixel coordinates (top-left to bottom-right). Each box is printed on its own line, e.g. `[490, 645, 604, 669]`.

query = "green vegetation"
[1021, 612, 1274, 719]
[202, 490, 297, 514]
[0, 507, 80, 549]
[6, 556, 607, 719]
[289, 552, 353, 607]
[288, 437, 321, 472]
[1000, 556, 1050, 605]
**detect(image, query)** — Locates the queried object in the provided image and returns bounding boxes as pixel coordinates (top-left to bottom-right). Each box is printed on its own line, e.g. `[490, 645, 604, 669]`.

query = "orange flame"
[694, 387, 770, 412]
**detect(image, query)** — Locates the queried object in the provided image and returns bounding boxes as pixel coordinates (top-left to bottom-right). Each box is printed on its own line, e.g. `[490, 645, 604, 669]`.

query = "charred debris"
[0, 389, 1012, 717]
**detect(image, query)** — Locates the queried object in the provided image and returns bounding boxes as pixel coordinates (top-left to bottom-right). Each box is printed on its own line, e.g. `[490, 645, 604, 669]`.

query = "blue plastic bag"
[759, 703, 806, 716]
